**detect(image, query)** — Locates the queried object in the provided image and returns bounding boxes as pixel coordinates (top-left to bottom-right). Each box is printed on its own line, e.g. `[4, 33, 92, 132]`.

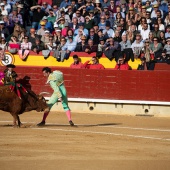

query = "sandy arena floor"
[0, 110, 170, 170]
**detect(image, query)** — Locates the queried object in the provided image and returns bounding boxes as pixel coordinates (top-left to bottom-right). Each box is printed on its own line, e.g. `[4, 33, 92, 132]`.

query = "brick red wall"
[0, 66, 170, 101]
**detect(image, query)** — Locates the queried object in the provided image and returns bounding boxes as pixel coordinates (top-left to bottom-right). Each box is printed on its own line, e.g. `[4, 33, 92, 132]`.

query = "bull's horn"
[39, 92, 50, 95]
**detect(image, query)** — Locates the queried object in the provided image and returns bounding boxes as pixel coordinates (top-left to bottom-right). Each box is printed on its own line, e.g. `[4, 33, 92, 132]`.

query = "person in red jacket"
[70, 54, 84, 68]
[83, 56, 105, 69]
[114, 56, 130, 70]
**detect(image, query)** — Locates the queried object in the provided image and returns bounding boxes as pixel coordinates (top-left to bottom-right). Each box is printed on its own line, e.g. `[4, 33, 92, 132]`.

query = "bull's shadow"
[17, 76, 32, 90]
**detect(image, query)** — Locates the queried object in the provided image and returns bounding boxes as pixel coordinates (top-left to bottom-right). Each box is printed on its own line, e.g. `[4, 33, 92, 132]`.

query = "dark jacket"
[75, 42, 87, 52]
[87, 33, 99, 45]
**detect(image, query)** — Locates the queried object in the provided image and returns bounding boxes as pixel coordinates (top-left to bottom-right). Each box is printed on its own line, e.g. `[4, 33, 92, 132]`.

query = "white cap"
[42, 16, 48, 20]
[54, 23, 58, 28]
[44, 30, 50, 33]
[0, 3, 4, 6]
[0, 21, 5, 24]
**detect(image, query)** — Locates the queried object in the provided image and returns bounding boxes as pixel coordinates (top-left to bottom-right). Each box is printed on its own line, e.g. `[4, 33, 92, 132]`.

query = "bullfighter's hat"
[6, 64, 16, 68]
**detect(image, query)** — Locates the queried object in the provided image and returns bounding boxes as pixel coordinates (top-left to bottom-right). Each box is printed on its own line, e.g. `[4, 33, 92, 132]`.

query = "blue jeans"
[32, 22, 39, 30]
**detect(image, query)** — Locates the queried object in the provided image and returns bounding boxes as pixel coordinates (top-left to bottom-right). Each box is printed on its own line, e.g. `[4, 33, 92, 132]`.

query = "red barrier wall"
[0, 66, 170, 101]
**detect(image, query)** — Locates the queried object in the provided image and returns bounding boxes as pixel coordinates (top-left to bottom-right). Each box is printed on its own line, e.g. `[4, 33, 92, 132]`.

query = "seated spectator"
[8, 8, 23, 27]
[41, 30, 51, 46]
[150, 37, 163, 59]
[8, 36, 20, 54]
[84, 15, 93, 31]
[87, 28, 99, 45]
[164, 38, 170, 55]
[0, 20, 9, 39]
[69, 17, 79, 30]
[113, 30, 122, 42]
[70, 54, 84, 68]
[114, 56, 130, 70]
[38, 16, 53, 33]
[131, 34, 144, 59]
[61, 22, 70, 38]
[53, 37, 67, 62]
[0, 3, 8, 16]
[83, 39, 97, 53]
[53, 27, 62, 44]
[0, 36, 7, 50]
[152, 23, 161, 39]
[102, 21, 114, 38]
[155, 49, 170, 64]
[83, 56, 105, 69]
[74, 22, 89, 37]
[56, 17, 66, 29]
[140, 22, 150, 41]
[45, 36, 56, 51]
[19, 36, 32, 60]
[28, 28, 39, 44]
[47, 9, 56, 24]
[104, 38, 121, 61]
[3, 15, 14, 35]
[75, 35, 87, 52]
[74, 29, 85, 43]
[66, 29, 74, 40]
[119, 33, 133, 62]
[37, 21, 46, 37]
[31, 38, 44, 54]
[105, 11, 114, 28]
[137, 57, 147, 70]
[165, 25, 170, 38]
[0, 47, 4, 60]
[72, 10, 84, 23]
[62, 36, 77, 60]
[142, 39, 155, 70]
[98, 15, 106, 30]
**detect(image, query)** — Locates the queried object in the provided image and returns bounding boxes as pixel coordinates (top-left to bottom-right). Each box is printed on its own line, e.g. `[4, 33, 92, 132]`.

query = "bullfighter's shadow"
[43, 123, 122, 127]
[17, 76, 32, 90]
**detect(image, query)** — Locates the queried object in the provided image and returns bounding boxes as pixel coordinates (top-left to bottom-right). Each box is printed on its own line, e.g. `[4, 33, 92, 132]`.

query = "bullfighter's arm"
[49, 81, 62, 98]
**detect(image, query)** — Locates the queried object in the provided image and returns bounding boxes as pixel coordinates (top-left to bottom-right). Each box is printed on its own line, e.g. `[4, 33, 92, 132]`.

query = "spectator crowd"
[0, 0, 170, 70]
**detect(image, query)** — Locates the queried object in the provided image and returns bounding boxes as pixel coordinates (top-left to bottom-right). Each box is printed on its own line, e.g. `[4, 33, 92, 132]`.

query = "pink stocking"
[66, 110, 71, 121]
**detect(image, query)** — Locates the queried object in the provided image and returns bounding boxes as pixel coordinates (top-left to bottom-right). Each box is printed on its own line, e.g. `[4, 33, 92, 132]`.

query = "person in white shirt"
[0, 3, 8, 15]
[2, 0, 11, 14]
[140, 23, 150, 41]
[151, 4, 163, 19]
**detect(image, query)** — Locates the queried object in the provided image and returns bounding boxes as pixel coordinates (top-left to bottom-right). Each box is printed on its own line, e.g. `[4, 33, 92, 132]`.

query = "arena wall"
[1, 66, 170, 117]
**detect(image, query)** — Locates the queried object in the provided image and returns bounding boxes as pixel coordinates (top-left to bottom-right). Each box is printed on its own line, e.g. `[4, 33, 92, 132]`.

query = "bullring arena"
[0, 110, 170, 170]
[0, 53, 170, 169]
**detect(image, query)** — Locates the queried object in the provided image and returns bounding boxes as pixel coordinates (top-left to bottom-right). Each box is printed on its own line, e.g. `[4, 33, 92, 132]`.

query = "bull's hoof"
[13, 124, 18, 128]
[69, 120, 74, 126]
[20, 124, 26, 128]
[37, 121, 46, 126]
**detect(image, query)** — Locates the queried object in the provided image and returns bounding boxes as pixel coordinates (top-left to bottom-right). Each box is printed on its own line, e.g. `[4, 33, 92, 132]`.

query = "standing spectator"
[30, 5, 46, 30]
[83, 56, 105, 69]
[70, 54, 84, 68]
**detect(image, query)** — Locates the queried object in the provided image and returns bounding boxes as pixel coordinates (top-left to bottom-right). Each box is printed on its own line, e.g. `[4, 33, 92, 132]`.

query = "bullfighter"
[37, 67, 74, 126]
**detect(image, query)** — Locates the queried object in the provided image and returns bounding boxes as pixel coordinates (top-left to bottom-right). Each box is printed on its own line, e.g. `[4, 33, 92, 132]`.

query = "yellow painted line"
[13, 54, 141, 69]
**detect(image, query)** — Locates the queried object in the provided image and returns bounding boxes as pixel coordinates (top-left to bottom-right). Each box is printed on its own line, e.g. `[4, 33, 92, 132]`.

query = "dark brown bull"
[0, 85, 49, 127]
